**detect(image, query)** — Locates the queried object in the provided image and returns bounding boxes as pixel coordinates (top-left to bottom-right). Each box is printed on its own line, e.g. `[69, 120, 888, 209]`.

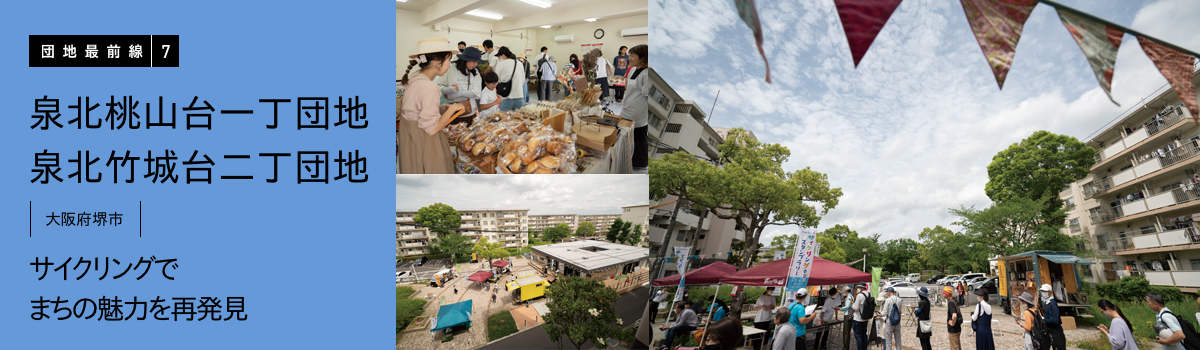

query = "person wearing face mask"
[399, 37, 464, 174]
[772, 306, 796, 350]
[789, 289, 818, 350]
[680, 318, 743, 350]
[1040, 284, 1066, 350]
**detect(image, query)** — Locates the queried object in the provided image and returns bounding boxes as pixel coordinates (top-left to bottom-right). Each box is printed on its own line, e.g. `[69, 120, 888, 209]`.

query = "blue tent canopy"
[431, 300, 473, 332]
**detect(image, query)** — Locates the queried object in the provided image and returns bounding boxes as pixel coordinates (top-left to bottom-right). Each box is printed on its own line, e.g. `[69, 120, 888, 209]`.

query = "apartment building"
[620, 204, 650, 247]
[395, 209, 530, 257]
[1061, 62, 1200, 292]
[527, 213, 629, 236]
[579, 214, 622, 233]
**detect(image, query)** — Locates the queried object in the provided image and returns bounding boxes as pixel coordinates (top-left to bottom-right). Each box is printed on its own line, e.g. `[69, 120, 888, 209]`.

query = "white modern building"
[620, 204, 650, 247]
[527, 213, 628, 235]
[1060, 61, 1200, 292]
[529, 239, 649, 281]
[396, 209, 530, 257]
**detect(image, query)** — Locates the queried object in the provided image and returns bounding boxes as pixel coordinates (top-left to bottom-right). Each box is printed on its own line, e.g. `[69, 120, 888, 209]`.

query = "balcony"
[1093, 102, 1194, 168]
[1093, 185, 1200, 225]
[399, 232, 426, 239]
[1145, 269, 1200, 291]
[1107, 225, 1200, 255]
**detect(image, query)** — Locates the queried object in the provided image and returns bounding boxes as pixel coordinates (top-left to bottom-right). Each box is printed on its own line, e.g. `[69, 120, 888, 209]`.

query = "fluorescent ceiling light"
[584, 18, 597, 22]
[521, 0, 552, 8]
[540, 25, 552, 28]
[466, 10, 503, 20]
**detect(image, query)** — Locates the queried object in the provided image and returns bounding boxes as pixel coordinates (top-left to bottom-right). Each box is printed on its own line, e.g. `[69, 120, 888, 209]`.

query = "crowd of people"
[648, 281, 1192, 350]
[398, 37, 651, 173]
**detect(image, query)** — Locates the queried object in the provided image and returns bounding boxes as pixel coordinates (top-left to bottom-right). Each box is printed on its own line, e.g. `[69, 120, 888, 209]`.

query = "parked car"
[880, 281, 919, 299]
[925, 274, 946, 284]
[938, 275, 961, 286]
[960, 273, 986, 282]
[906, 273, 921, 283]
[415, 257, 428, 266]
[396, 271, 411, 283]
[970, 277, 998, 294]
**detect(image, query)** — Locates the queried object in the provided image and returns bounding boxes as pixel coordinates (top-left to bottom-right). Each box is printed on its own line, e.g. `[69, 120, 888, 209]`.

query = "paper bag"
[573, 122, 617, 151]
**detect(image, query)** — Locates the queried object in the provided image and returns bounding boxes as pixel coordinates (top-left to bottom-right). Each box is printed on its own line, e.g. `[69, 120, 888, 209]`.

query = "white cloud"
[654, 0, 1200, 246]
[396, 175, 648, 215]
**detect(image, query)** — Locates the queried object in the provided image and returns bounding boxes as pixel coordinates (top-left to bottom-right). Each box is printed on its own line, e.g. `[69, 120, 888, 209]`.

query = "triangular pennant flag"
[833, 0, 904, 67]
[1057, 9, 1124, 105]
[735, 0, 771, 83]
[1138, 36, 1199, 121]
[960, 0, 1037, 89]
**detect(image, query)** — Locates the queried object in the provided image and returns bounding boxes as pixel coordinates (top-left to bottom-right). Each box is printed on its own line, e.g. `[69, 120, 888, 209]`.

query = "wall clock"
[594, 29, 604, 39]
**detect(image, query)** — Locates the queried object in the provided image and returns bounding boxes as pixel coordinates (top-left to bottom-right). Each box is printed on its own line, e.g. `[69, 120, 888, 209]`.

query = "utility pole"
[862, 248, 868, 272]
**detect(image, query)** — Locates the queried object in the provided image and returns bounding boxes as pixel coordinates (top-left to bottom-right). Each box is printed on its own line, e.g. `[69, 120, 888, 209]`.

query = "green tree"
[416, 203, 469, 259]
[985, 130, 1095, 222]
[817, 225, 882, 271]
[650, 128, 843, 271]
[627, 224, 644, 246]
[473, 237, 507, 265]
[544, 223, 572, 243]
[542, 276, 634, 350]
[576, 221, 596, 238]
[880, 238, 921, 274]
[951, 197, 1076, 257]
[769, 234, 796, 255]
[605, 219, 631, 243]
[816, 236, 846, 263]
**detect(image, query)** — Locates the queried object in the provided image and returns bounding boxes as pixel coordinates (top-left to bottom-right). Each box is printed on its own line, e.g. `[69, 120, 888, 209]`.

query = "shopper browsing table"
[435, 46, 484, 126]
[494, 47, 526, 111]
[398, 37, 464, 174]
[538, 56, 557, 102]
[752, 287, 777, 350]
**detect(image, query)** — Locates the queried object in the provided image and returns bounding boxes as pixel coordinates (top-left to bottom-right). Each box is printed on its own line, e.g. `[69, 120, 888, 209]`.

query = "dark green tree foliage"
[416, 203, 469, 258]
[542, 276, 634, 350]
[544, 223, 572, 243]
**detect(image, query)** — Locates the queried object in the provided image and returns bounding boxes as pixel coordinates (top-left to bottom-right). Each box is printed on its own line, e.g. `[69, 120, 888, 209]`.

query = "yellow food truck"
[997, 251, 1096, 323]
[507, 276, 549, 303]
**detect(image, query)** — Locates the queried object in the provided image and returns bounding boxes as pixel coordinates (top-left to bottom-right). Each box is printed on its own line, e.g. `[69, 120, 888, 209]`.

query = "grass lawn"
[397, 287, 427, 333]
[1072, 293, 1199, 349]
[488, 310, 519, 342]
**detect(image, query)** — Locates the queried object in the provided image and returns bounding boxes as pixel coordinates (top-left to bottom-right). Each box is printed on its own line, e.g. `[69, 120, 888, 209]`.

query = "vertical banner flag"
[833, 0, 904, 67]
[734, 0, 771, 83]
[785, 230, 819, 302]
[1138, 36, 1200, 121]
[960, 0, 1037, 89]
[673, 246, 692, 302]
[870, 267, 882, 298]
[1057, 9, 1124, 105]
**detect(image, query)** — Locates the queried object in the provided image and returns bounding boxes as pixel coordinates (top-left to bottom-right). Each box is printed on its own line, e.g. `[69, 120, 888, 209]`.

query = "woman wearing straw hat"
[399, 37, 464, 174]
[436, 46, 484, 126]
[1014, 292, 1040, 350]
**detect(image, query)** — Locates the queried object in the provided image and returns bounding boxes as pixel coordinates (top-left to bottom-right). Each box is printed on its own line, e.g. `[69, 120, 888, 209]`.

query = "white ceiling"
[396, 0, 646, 28]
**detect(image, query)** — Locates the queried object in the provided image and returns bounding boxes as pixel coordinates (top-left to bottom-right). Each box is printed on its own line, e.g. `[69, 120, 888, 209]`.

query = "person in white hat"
[876, 287, 902, 350]
[399, 37, 463, 174]
[787, 289, 816, 350]
[1040, 284, 1066, 350]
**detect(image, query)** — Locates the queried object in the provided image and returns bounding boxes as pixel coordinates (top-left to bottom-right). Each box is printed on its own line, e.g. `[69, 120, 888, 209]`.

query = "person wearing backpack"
[1039, 284, 1066, 350]
[1096, 299, 1138, 350]
[944, 286, 963, 350]
[788, 288, 817, 350]
[875, 287, 902, 350]
[1148, 292, 1188, 350]
[851, 283, 872, 350]
[1015, 292, 1050, 350]
[972, 288, 996, 350]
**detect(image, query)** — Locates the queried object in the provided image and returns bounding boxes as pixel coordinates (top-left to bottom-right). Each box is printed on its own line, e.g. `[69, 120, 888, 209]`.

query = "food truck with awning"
[996, 251, 1096, 322]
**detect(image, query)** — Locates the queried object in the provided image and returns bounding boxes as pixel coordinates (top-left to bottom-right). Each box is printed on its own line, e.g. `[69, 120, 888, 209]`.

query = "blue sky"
[650, 0, 1200, 244]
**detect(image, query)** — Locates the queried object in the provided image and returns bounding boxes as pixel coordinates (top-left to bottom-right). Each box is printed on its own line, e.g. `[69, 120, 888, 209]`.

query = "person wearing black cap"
[916, 287, 933, 350]
[436, 46, 484, 125]
[971, 288, 996, 350]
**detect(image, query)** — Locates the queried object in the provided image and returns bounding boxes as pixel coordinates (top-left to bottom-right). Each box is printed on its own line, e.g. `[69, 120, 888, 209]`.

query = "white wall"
[532, 15, 648, 73]
[396, 9, 537, 80]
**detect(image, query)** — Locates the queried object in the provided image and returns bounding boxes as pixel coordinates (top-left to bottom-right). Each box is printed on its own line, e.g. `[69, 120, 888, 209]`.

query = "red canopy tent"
[719, 257, 870, 287]
[651, 261, 738, 286]
[468, 271, 494, 283]
[491, 260, 510, 268]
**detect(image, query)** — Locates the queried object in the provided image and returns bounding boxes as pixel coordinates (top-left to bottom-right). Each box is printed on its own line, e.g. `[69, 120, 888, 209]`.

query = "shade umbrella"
[431, 300, 473, 332]
[468, 271, 494, 283]
[718, 256, 870, 286]
[651, 261, 739, 286]
[492, 260, 510, 268]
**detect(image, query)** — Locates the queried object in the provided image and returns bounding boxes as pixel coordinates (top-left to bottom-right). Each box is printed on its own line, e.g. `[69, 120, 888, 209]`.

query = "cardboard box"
[573, 122, 617, 151]
[1061, 316, 1076, 330]
[543, 109, 566, 133]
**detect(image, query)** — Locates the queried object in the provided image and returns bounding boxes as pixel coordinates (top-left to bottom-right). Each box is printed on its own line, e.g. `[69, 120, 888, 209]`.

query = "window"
[649, 86, 669, 108]
[675, 230, 686, 242]
[1064, 197, 1075, 210]
[1191, 259, 1200, 270]
[1080, 266, 1093, 277]
[665, 123, 682, 133]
